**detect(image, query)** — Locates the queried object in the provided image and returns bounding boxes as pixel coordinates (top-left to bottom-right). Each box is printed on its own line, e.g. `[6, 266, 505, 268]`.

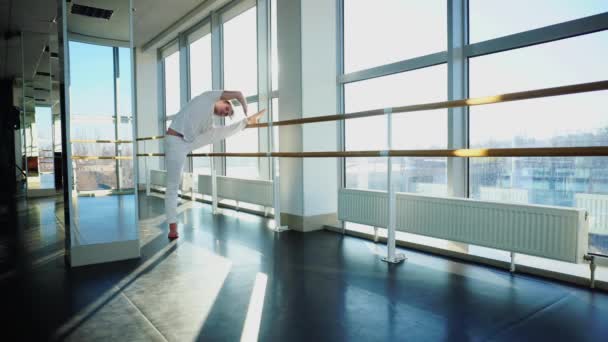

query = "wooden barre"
[136, 135, 165, 141]
[134, 80, 608, 141]
[71, 139, 133, 144]
[249, 80, 608, 128]
[71, 156, 133, 160]
[135, 146, 608, 158]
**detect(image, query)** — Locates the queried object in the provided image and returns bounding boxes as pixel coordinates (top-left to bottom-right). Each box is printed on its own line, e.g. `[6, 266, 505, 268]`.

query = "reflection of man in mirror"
[164, 90, 265, 239]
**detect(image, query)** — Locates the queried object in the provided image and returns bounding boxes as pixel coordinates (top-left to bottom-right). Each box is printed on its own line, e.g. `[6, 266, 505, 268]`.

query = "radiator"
[338, 189, 388, 228]
[198, 175, 273, 207]
[575, 193, 608, 235]
[149, 169, 166, 189]
[338, 188, 589, 263]
[148, 169, 193, 193]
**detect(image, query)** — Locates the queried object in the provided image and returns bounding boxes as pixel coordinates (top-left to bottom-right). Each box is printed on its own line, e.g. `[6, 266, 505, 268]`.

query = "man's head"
[214, 100, 234, 118]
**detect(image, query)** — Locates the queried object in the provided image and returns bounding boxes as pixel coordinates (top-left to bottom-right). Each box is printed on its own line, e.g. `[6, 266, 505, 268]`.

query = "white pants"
[164, 119, 247, 224]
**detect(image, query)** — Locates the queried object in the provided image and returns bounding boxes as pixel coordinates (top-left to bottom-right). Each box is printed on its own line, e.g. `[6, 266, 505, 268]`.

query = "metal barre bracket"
[584, 254, 596, 289]
[382, 253, 407, 264]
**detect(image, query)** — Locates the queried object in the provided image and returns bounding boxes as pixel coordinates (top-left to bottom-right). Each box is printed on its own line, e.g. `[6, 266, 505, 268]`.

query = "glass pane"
[469, 0, 608, 43]
[164, 49, 181, 123]
[223, 6, 258, 97]
[226, 103, 259, 179]
[345, 65, 448, 193]
[192, 145, 211, 176]
[118, 48, 134, 189]
[118, 47, 132, 119]
[271, 0, 278, 91]
[469, 32, 608, 256]
[118, 46, 133, 195]
[69, 42, 115, 116]
[271, 98, 279, 153]
[69, 42, 117, 191]
[344, 0, 447, 73]
[34, 107, 54, 188]
[189, 33, 212, 98]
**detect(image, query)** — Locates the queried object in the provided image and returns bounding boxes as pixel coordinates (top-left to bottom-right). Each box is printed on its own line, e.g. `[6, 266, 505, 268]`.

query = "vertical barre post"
[510, 252, 516, 273]
[145, 138, 150, 196]
[382, 108, 405, 264]
[211, 155, 219, 214]
[191, 172, 195, 203]
[269, 106, 287, 232]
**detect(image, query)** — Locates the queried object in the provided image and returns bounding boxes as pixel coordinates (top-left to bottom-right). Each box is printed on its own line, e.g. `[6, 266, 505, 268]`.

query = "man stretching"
[164, 90, 264, 239]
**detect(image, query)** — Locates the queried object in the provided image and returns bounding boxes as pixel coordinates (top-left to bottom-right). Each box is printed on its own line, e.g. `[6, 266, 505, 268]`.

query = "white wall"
[277, 0, 304, 216]
[301, 0, 338, 216]
[276, 0, 339, 224]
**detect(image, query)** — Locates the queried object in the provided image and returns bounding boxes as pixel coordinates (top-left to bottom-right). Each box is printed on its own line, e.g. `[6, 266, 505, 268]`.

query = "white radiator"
[198, 175, 273, 207]
[149, 169, 166, 189]
[338, 189, 388, 228]
[338, 188, 589, 263]
[147, 169, 193, 194]
[575, 193, 608, 235]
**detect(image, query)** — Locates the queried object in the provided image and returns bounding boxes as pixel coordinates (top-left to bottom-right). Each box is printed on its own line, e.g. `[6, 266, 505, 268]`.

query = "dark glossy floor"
[4, 193, 608, 341]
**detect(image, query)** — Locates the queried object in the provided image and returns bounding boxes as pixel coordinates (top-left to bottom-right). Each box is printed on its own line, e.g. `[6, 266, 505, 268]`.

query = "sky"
[343, 0, 608, 148]
[69, 42, 133, 140]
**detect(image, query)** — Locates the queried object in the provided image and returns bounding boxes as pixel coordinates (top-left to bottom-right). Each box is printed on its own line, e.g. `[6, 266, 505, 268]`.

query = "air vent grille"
[71, 3, 113, 20]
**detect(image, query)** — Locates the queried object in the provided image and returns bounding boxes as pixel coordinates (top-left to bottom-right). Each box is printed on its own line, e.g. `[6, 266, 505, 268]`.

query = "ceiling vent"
[71, 3, 114, 20]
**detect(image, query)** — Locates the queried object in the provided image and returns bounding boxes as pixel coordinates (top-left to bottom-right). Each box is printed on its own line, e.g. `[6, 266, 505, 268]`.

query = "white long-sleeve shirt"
[168, 90, 246, 143]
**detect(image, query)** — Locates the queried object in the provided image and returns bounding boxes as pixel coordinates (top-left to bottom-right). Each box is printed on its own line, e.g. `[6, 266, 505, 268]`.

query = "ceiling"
[0, 0, 56, 81]
[68, 0, 130, 44]
[133, 0, 212, 47]
[1, 0, 223, 113]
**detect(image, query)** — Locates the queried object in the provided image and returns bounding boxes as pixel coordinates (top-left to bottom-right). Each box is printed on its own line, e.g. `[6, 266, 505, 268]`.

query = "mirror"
[60, 0, 139, 266]
[22, 31, 58, 197]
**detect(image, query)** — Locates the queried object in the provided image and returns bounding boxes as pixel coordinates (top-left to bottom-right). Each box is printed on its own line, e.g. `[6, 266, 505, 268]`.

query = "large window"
[188, 27, 213, 175]
[223, 6, 259, 179]
[271, 0, 278, 92]
[469, 0, 608, 43]
[69, 41, 117, 191]
[343, 0, 446, 73]
[469, 31, 608, 255]
[163, 47, 181, 127]
[341, 2, 608, 267]
[118, 47, 134, 189]
[189, 30, 212, 98]
[344, 66, 448, 193]
[226, 102, 260, 179]
[223, 6, 258, 97]
[34, 106, 54, 188]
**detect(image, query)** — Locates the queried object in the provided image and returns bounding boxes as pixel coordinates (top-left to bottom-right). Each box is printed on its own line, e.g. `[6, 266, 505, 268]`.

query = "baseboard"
[282, 212, 338, 232]
[70, 239, 140, 267]
[323, 225, 607, 292]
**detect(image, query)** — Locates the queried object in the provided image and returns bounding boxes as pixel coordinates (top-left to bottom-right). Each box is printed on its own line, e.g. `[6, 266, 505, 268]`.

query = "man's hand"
[246, 109, 266, 125]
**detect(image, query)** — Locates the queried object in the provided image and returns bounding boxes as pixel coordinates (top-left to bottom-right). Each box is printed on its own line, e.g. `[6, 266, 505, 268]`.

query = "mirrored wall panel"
[22, 31, 59, 197]
[61, 0, 139, 267]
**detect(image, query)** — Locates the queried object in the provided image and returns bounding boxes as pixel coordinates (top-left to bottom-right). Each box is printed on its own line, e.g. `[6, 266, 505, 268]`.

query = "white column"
[277, 0, 304, 224]
[447, 0, 469, 253]
[447, 0, 468, 198]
